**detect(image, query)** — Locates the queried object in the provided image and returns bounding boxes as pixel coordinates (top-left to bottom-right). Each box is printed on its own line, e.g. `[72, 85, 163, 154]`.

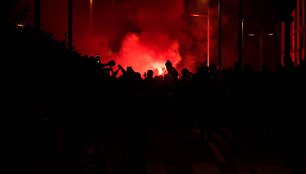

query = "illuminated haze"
[17, 0, 239, 74]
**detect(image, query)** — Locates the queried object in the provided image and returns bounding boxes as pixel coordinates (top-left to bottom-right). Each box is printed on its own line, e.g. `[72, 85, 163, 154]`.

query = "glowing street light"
[90, 0, 93, 8]
[16, 23, 25, 29]
[190, 13, 201, 17]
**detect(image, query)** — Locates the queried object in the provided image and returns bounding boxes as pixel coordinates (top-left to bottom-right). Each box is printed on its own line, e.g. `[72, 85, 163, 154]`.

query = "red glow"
[117, 33, 181, 76]
[89, 0, 93, 35]
[189, 13, 201, 17]
[17, 0, 245, 72]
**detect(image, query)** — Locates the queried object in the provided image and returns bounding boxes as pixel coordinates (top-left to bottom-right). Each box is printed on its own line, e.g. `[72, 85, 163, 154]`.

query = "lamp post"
[238, 0, 243, 67]
[207, 10, 210, 66]
[218, 0, 222, 70]
[89, 0, 93, 35]
[68, 0, 73, 52]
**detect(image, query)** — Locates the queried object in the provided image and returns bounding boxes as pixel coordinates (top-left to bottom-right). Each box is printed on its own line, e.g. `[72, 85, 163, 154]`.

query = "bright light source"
[248, 33, 255, 37]
[199, 0, 209, 5]
[16, 23, 25, 29]
[268, 33, 274, 36]
[189, 13, 201, 17]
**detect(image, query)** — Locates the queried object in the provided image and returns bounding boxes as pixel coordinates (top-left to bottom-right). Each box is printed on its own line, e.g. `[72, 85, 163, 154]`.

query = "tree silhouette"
[0, 0, 20, 27]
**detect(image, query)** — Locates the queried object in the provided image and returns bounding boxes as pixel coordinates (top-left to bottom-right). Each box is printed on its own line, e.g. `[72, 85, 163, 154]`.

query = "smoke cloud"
[18, 0, 239, 74]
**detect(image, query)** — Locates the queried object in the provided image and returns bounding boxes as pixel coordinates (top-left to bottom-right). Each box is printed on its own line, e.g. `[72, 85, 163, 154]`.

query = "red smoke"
[118, 33, 181, 76]
[79, 0, 187, 76]
[18, 0, 239, 74]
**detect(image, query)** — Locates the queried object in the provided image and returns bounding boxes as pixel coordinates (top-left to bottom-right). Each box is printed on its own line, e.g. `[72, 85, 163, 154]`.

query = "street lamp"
[218, 0, 222, 70]
[238, 0, 243, 67]
[207, 10, 210, 66]
[90, 0, 93, 35]
[68, 0, 73, 51]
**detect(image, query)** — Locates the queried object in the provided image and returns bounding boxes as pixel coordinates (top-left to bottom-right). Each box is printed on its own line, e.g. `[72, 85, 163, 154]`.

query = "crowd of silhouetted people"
[2, 19, 306, 174]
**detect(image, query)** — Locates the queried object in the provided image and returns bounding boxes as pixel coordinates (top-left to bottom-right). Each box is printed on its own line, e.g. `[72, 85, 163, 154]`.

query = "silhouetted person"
[165, 60, 178, 80]
[101, 59, 121, 78]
